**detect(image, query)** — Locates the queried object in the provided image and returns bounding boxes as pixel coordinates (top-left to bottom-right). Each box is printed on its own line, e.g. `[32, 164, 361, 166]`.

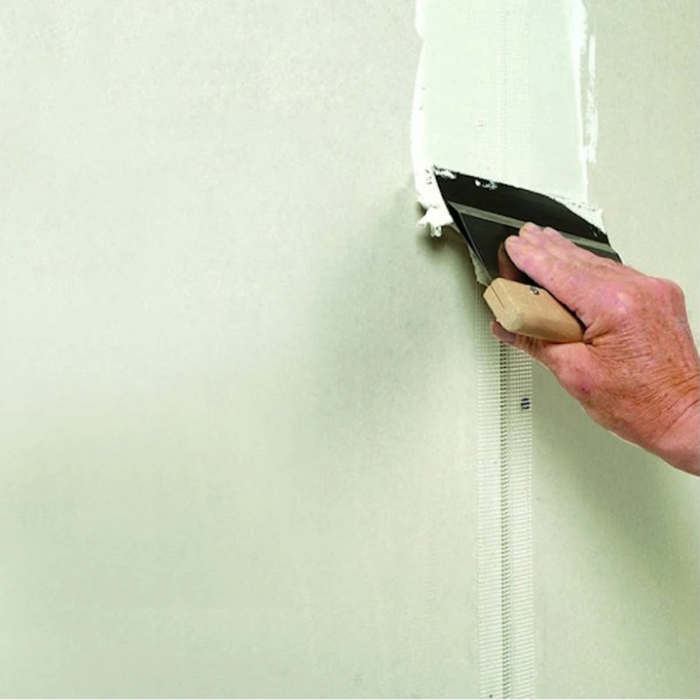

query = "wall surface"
[532, 1, 700, 697]
[0, 1, 697, 699]
[0, 1, 480, 697]
[422, 0, 699, 697]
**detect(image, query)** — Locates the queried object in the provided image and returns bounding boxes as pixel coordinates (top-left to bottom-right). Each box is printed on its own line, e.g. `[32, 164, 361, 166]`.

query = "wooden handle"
[483, 278, 583, 343]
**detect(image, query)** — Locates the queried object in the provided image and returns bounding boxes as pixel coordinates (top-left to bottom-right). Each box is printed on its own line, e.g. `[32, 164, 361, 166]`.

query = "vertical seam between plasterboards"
[476, 293, 534, 700]
[472, 2, 534, 698]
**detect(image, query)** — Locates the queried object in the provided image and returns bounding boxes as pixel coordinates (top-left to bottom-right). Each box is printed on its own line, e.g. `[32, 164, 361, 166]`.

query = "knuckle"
[597, 274, 685, 323]
[574, 244, 602, 265]
[599, 282, 641, 321]
[517, 245, 551, 275]
[514, 334, 540, 357]
[548, 258, 582, 292]
[655, 277, 685, 303]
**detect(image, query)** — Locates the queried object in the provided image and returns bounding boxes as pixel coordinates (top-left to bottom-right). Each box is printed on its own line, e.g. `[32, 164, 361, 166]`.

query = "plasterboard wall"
[0, 1, 697, 698]
[0, 1, 480, 697]
[531, 1, 700, 697]
[422, 0, 698, 696]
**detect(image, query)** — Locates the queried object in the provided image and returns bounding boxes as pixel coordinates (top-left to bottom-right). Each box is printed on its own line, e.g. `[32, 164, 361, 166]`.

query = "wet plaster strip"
[411, 1, 598, 697]
[413, 0, 602, 235]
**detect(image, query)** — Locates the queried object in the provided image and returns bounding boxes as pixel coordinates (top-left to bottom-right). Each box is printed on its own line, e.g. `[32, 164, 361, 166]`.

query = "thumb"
[490, 321, 591, 394]
[490, 321, 555, 365]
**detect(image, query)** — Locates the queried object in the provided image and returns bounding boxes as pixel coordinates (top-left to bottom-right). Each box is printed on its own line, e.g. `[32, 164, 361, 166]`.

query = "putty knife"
[433, 167, 621, 343]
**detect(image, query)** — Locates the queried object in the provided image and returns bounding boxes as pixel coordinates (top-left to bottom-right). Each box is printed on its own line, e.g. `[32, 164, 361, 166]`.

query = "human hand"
[492, 223, 700, 475]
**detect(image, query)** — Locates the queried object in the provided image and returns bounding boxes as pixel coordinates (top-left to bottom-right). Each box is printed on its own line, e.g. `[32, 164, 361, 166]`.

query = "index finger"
[504, 229, 599, 320]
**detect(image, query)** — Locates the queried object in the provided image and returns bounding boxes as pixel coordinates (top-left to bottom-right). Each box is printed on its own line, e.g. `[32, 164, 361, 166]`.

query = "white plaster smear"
[584, 34, 599, 164]
[412, 0, 604, 238]
[411, 2, 453, 236]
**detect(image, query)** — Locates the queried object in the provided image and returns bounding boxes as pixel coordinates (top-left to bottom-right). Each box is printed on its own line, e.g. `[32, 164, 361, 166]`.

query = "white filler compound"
[412, 0, 599, 697]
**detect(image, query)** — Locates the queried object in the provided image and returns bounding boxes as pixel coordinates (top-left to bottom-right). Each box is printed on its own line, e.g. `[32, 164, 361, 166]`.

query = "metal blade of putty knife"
[432, 167, 622, 342]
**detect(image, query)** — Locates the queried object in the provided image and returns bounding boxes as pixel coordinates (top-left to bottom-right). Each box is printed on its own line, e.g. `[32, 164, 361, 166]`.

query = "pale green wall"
[0, 1, 697, 698]
[0, 1, 479, 697]
[533, 2, 700, 697]
[422, 2, 699, 696]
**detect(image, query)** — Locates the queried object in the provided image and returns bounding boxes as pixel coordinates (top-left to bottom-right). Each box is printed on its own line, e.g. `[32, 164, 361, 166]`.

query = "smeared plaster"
[411, 35, 453, 235]
[583, 34, 599, 165]
[412, 0, 604, 237]
[569, 0, 599, 171]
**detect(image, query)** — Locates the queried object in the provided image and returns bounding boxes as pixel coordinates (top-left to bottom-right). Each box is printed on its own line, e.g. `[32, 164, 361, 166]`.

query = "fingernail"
[521, 222, 542, 236]
[491, 321, 517, 345]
